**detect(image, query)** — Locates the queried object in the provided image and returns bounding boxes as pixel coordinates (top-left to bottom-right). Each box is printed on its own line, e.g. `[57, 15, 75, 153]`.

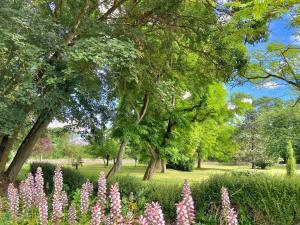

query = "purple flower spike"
[145, 202, 165, 225]
[176, 201, 189, 225]
[68, 202, 77, 224]
[91, 203, 102, 225]
[109, 183, 123, 223]
[7, 183, 19, 220]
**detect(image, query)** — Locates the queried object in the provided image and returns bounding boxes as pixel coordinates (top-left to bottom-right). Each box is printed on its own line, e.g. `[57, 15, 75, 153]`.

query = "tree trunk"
[135, 159, 137, 167]
[161, 159, 166, 173]
[4, 114, 51, 182]
[106, 155, 109, 167]
[251, 162, 256, 169]
[197, 152, 202, 169]
[106, 140, 127, 178]
[143, 147, 159, 181]
[0, 129, 20, 174]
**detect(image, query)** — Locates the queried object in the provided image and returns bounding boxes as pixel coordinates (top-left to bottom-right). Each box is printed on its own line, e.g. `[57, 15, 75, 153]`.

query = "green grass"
[20, 162, 296, 185]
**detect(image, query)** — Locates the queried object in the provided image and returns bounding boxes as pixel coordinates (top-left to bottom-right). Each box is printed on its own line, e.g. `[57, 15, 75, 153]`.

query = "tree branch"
[65, 0, 90, 45]
[99, 0, 127, 21]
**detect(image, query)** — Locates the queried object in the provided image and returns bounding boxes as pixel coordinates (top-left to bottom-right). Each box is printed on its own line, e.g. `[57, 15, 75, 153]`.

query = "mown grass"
[19, 162, 298, 185]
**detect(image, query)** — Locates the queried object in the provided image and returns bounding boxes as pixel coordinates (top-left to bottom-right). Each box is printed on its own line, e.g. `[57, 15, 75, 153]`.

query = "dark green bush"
[112, 172, 300, 225]
[29, 162, 87, 195]
[167, 159, 194, 171]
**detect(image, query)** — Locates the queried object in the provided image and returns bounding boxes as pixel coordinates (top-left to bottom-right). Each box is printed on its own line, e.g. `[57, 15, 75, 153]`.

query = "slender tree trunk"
[106, 140, 127, 178]
[197, 152, 202, 169]
[4, 114, 51, 182]
[161, 159, 166, 173]
[0, 129, 20, 174]
[143, 147, 159, 181]
[106, 93, 150, 178]
[106, 155, 109, 167]
[135, 159, 137, 167]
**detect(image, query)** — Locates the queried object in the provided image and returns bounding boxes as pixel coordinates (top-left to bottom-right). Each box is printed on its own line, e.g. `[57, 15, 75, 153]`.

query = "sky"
[227, 13, 299, 101]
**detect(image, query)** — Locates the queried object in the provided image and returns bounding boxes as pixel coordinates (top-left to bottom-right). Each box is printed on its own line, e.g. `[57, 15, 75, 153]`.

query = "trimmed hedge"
[112, 172, 300, 225]
[29, 162, 87, 195]
[167, 159, 194, 171]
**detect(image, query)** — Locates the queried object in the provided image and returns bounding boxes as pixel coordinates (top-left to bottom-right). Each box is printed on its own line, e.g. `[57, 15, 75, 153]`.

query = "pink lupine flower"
[52, 165, 64, 224]
[54, 165, 63, 193]
[91, 203, 102, 225]
[176, 201, 189, 225]
[52, 192, 63, 224]
[221, 187, 230, 213]
[145, 202, 165, 225]
[221, 187, 238, 225]
[80, 180, 93, 214]
[97, 171, 106, 207]
[26, 173, 36, 206]
[68, 202, 77, 224]
[0, 197, 2, 211]
[227, 208, 238, 225]
[39, 193, 48, 225]
[7, 183, 19, 220]
[109, 183, 123, 223]
[61, 190, 68, 208]
[182, 180, 192, 198]
[138, 215, 149, 225]
[181, 180, 195, 224]
[35, 167, 45, 202]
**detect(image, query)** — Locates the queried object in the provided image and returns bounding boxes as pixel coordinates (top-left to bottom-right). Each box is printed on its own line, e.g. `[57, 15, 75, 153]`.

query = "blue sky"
[227, 14, 299, 101]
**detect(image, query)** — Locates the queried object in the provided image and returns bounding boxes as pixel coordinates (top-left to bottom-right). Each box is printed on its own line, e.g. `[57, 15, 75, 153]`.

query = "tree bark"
[0, 129, 20, 174]
[161, 159, 166, 173]
[4, 113, 51, 182]
[106, 93, 150, 178]
[143, 147, 159, 181]
[197, 152, 202, 169]
[106, 140, 127, 178]
[106, 155, 109, 167]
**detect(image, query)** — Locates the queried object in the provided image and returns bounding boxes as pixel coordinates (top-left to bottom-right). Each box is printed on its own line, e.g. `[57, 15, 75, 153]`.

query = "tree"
[246, 43, 300, 103]
[0, 0, 141, 185]
[286, 141, 296, 176]
[32, 137, 52, 161]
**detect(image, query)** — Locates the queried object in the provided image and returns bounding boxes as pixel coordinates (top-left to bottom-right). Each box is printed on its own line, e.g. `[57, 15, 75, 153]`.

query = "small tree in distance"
[286, 141, 296, 176]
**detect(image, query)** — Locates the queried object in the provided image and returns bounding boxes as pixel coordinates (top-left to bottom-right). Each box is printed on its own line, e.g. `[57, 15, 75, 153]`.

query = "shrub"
[113, 172, 300, 225]
[29, 162, 86, 195]
[167, 159, 194, 171]
[286, 141, 296, 176]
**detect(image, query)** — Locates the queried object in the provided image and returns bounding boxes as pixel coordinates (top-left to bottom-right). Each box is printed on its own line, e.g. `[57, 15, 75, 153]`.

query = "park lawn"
[75, 164, 292, 184]
[19, 162, 295, 185]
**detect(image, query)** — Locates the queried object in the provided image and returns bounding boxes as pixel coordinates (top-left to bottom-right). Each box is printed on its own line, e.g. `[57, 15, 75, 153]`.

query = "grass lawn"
[19, 162, 295, 185]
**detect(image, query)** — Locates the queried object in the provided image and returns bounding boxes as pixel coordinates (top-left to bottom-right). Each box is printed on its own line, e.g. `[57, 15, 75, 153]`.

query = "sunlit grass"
[19, 162, 297, 185]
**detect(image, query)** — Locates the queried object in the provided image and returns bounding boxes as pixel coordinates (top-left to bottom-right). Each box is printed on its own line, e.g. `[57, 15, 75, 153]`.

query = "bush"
[29, 162, 86, 195]
[286, 141, 296, 176]
[167, 159, 194, 171]
[112, 172, 300, 225]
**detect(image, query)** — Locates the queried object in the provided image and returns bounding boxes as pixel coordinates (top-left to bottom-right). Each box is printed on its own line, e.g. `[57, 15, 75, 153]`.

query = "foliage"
[29, 162, 86, 195]
[286, 141, 296, 176]
[3, 165, 242, 225]
[167, 159, 194, 172]
[112, 172, 300, 225]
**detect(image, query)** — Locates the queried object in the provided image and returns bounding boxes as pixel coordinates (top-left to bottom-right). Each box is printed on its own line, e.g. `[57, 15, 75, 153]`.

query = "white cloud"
[227, 102, 236, 110]
[241, 98, 253, 104]
[258, 81, 281, 89]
